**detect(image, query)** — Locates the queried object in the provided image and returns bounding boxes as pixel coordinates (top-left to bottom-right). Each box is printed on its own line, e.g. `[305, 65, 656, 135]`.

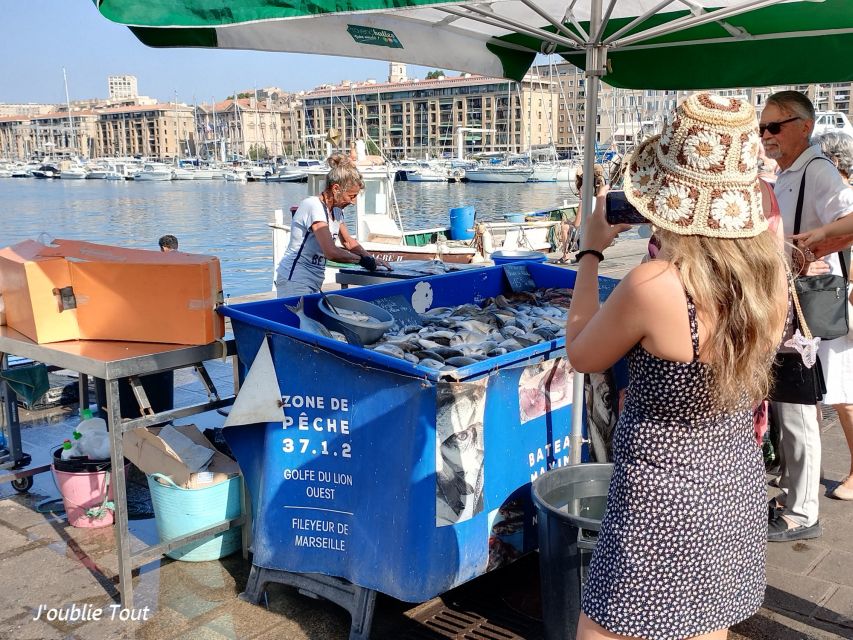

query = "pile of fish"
[367, 288, 573, 371]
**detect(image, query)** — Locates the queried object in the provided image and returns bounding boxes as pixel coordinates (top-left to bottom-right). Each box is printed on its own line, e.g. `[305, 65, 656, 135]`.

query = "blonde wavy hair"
[325, 154, 364, 191]
[656, 228, 787, 409]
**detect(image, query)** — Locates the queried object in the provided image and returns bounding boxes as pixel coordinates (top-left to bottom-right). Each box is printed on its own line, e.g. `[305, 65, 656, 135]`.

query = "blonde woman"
[566, 94, 788, 640]
[274, 154, 391, 297]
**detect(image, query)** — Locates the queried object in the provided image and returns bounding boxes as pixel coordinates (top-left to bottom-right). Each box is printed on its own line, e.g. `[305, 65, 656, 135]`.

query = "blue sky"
[1, 1, 439, 104]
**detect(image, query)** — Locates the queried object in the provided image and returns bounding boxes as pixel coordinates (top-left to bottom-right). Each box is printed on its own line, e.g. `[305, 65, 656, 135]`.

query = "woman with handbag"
[790, 130, 853, 500]
[566, 94, 788, 640]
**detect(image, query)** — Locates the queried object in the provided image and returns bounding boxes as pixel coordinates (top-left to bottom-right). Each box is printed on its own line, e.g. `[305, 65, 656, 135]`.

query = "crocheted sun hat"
[624, 93, 767, 238]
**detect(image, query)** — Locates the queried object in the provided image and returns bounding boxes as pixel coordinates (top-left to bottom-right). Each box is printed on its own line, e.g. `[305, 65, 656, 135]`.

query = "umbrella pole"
[570, 0, 607, 466]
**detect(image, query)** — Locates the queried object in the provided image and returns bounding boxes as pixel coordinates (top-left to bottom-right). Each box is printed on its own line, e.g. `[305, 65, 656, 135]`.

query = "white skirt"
[819, 286, 853, 406]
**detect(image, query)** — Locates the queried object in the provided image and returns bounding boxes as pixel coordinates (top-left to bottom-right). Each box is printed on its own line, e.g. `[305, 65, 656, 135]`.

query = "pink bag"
[753, 400, 769, 445]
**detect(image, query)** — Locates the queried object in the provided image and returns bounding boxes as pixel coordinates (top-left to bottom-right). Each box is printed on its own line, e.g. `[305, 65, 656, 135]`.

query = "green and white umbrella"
[95, 0, 853, 462]
[96, 0, 853, 88]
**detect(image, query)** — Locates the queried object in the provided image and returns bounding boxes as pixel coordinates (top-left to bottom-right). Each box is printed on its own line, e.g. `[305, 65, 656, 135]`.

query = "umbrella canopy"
[96, 0, 853, 87]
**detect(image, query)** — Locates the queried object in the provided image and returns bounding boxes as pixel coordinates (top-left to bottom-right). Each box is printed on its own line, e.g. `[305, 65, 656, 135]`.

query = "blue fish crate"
[219, 264, 619, 602]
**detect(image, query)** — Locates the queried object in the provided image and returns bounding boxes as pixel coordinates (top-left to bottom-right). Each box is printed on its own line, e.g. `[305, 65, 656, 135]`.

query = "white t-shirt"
[275, 196, 345, 292]
[774, 145, 853, 276]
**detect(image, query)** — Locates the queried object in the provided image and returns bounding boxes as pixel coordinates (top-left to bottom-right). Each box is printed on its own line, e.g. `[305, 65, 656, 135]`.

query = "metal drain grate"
[400, 596, 543, 640]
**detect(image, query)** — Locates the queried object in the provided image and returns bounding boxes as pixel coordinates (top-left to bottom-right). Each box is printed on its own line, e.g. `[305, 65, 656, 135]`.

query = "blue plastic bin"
[147, 473, 242, 562]
[218, 265, 621, 601]
[449, 205, 475, 240]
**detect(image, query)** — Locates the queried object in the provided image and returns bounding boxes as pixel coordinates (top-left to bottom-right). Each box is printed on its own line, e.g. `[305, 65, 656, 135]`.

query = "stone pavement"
[1, 255, 852, 640]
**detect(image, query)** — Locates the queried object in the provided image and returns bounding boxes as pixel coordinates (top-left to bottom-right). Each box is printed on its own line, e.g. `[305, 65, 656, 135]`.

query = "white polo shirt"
[773, 145, 853, 276]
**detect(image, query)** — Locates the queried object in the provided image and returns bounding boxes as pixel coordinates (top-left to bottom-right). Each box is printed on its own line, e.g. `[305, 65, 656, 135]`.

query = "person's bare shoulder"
[615, 259, 682, 313]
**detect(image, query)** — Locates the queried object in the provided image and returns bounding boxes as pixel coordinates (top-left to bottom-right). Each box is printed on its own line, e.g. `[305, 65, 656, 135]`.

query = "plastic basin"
[491, 250, 547, 265]
[147, 473, 242, 562]
[317, 294, 394, 344]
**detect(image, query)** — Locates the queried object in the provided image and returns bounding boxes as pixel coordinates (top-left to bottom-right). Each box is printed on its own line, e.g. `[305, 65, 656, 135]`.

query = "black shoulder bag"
[769, 278, 826, 405]
[792, 158, 850, 341]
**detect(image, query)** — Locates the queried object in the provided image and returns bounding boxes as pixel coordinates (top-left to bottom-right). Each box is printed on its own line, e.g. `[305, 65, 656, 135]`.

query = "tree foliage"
[248, 144, 269, 161]
[425, 70, 446, 80]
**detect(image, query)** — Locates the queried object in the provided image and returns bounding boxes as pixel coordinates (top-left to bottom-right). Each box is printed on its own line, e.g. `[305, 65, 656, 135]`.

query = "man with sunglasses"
[761, 91, 853, 542]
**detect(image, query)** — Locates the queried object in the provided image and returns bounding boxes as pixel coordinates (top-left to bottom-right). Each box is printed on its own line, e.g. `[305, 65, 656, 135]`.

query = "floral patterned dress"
[581, 294, 765, 640]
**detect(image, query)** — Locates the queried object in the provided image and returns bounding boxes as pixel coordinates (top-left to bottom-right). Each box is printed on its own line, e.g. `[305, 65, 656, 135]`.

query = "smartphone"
[605, 190, 647, 225]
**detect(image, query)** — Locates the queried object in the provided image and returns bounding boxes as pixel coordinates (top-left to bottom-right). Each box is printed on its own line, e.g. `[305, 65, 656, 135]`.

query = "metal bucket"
[531, 463, 613, 640]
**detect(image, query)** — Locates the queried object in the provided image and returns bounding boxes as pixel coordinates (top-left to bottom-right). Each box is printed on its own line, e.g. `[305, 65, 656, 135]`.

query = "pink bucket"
[51, 465, 115, 528]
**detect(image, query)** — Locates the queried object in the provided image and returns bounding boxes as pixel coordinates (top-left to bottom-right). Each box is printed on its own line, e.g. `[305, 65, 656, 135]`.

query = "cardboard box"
[123, 424, 240, 489]
[0, 239, 224, 345]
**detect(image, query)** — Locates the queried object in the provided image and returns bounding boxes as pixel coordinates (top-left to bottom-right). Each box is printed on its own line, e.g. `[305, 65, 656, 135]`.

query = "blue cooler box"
[219, 264, 619, 602]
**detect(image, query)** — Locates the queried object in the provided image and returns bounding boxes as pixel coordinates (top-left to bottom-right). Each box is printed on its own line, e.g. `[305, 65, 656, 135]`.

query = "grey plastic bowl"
[317, 294, 394, 345]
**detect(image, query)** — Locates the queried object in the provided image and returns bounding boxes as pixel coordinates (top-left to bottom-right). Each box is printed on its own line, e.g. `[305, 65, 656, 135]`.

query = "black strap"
[792, 157, 849, 280]
[685, 293, 700, 361]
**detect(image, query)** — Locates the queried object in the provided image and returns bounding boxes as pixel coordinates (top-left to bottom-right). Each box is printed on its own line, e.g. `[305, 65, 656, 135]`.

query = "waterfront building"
[0, 104, 57, 118]
[196, 98, 285, 162]
[92, 104, 196, 160]
[0, 110, 99, 159]
[108, 75, 139, 100]
[293, 66, 559, 159]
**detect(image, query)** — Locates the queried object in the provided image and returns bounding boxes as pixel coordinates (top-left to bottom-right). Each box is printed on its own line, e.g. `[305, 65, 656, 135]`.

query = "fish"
[373, 343, 406, 359]
[285, 297, 333, 339]
[364, 287, 576, 372]
[415, 350, 445, 363]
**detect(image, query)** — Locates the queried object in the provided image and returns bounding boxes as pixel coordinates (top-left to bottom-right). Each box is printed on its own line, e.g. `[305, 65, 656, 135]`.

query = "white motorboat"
[135, 163, 174, 181]
[172, 167, 196, 180]
[267, 158, 322, 183]
[406, 161, 451, 183]
[31, 164, 61, 179]
[814, 111, 853, 138]
[464, 165, 534, 183]
[223, 170, 248, 182]
[60, 166, 88, 179]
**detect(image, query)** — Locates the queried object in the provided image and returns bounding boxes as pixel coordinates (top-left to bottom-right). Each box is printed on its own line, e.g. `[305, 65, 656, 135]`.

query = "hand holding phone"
[605, 191, 647, 225]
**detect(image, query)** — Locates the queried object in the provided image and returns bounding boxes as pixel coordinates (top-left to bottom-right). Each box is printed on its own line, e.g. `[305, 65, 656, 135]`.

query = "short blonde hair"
[326, 154, 364, 191]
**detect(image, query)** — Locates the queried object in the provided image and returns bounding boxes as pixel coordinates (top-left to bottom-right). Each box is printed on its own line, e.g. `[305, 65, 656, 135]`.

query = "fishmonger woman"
[275, 154, 391, 297]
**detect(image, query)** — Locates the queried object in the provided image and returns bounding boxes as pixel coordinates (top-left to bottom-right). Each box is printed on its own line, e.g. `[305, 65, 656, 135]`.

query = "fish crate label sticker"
[411, 281, 433, 313]
[436, 379, 487, 527]
[347, 25, 403, 49]
[281, 393, 354, 552]
[503, 264, 536, 293]
[372, 294, 422, 327]
[519, 358, 573, 424]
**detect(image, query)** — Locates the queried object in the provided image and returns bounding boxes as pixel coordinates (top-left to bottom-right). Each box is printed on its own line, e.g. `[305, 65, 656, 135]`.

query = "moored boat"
[465, 165, 534, 183]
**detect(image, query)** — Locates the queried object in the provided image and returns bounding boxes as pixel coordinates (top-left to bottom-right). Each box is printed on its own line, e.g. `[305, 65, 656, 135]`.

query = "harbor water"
[0, 178, 597, 298]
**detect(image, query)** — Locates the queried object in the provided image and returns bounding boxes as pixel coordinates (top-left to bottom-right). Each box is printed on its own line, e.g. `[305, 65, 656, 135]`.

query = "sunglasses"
[759, 116, 801, 136]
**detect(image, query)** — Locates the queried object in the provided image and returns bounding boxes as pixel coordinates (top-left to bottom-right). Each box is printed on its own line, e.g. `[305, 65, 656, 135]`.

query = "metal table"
[335, 261, 487, 288]
[0, 326, 241, 608]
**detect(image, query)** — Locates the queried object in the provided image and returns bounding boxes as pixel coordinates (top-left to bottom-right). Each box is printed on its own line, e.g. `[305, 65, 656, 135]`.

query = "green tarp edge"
[97, 0, 462, 26]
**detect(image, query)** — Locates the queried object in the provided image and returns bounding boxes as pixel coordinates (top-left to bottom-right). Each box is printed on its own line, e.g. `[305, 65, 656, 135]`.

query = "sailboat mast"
[62, 67, 75, 158]
[174, 90, 180, 162]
